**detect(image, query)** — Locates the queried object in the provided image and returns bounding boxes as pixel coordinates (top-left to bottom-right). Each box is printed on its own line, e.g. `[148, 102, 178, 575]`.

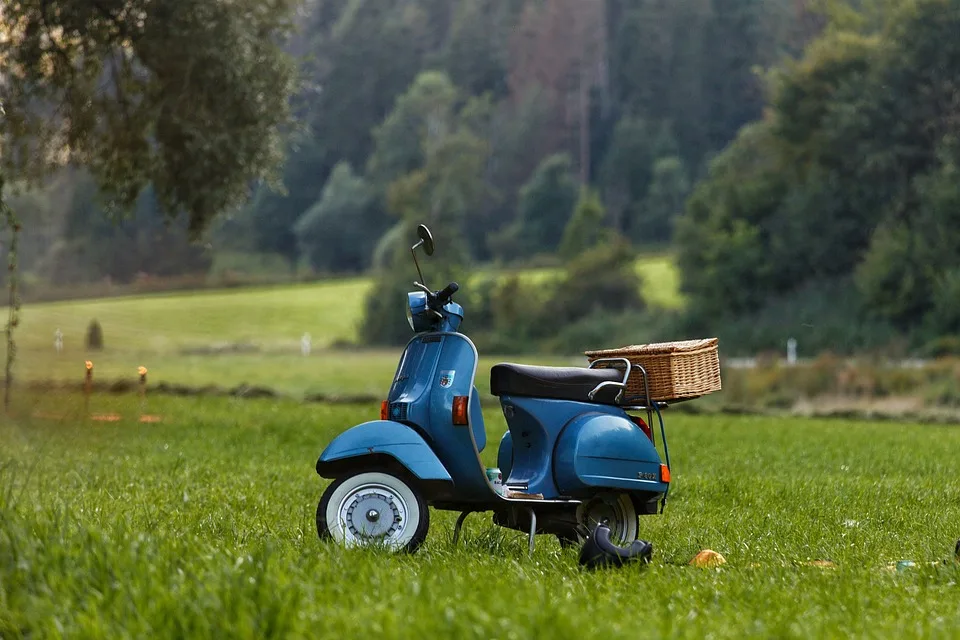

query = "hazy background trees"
[5, 0, 960, 357]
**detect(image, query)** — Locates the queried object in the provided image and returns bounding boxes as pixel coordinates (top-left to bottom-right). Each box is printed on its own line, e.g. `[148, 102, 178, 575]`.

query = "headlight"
[406, 291, 429, 332]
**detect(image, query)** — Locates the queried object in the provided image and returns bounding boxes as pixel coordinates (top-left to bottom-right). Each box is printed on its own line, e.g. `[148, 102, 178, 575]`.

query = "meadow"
[3, 254, 960, 638]
[1, 391, 959, 638]
[6, 254, 678, 398]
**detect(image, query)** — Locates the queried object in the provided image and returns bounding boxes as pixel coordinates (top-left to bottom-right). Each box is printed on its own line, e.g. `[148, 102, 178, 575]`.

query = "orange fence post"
[84, 360, 93, 418]
[138, 366, 161, 422]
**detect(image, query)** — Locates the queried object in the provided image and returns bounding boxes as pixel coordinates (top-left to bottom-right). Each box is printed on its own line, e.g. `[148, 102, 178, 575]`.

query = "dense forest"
[4, 0, 960, 357]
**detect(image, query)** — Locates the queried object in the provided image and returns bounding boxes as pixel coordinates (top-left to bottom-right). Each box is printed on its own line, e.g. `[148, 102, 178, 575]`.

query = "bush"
[542, 308, 679, 355]
[532, 238, 645, 337]
[919, 335, 960, 358]
[559, 187, 607, 261]
[85, 319, 103, 350]
[685, 277, 902, 358]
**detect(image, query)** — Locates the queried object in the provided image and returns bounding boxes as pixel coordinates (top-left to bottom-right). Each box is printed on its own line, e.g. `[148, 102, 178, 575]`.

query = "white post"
[787, 338, 797, 366]
[301, 332, 311, 357]
[54, 329, 63, 355]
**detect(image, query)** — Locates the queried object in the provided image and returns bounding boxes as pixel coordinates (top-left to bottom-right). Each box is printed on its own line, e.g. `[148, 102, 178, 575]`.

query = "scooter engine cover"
[554, 412, 666, 496]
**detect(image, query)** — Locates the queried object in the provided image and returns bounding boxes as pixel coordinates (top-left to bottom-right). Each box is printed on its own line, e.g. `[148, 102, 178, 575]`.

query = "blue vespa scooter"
[315, 224, 672, 556]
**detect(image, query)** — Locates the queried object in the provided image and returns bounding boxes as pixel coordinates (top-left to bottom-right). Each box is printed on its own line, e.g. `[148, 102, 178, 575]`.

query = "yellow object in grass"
[689, 549, 726, 568]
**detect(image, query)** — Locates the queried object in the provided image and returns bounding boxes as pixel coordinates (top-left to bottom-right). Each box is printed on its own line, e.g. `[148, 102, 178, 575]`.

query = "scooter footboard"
[554, 412, 668, 497]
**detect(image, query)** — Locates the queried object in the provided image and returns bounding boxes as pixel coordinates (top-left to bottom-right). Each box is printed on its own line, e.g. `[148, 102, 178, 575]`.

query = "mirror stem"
[411, 243, 426, 286]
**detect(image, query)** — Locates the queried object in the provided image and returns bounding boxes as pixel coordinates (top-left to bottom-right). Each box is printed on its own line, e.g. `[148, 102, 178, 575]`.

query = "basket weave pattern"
[584, 338, 721, 402]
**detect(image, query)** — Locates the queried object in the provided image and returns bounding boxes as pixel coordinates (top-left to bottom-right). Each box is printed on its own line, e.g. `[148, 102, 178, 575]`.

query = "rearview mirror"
[417, 224, 434, 256]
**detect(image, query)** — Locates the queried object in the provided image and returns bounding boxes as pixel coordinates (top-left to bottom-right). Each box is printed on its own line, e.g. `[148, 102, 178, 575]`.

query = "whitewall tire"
[317, 471, 429, 553]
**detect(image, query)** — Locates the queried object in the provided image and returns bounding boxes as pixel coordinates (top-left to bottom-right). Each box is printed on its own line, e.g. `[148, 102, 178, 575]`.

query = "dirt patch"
[179, 343, 260, 355]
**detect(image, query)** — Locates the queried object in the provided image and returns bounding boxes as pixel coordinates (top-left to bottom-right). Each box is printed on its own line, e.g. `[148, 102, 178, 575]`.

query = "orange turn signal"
[380, 400, 389, 421]
[660, 464, 671, 483]
[452, 396, 469, 425]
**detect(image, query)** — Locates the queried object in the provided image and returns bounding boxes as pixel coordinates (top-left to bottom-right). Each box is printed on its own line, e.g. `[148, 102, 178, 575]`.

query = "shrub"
[532, 238, 645, 338]
[919, 335, 960, 358]
[559, 187, 607, 261]
[85, 319, 103, 350]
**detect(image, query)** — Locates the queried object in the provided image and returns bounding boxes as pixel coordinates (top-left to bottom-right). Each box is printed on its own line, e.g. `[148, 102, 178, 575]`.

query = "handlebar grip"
[437, 282, 459, 303]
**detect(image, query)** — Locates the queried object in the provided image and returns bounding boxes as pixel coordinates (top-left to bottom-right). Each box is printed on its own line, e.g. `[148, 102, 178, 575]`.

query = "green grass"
[502, 253, 684, 310]
[11, 349, 580, 400]
[2, 392, 959, 637]
[633, 253, 685, 310]
[4, 255, 678, 397]
[14, 278, 373, 353]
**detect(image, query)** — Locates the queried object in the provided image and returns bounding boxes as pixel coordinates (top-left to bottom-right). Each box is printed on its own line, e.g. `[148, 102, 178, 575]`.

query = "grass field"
[2, 392, 959, 637]
[4, 255, 678, 398]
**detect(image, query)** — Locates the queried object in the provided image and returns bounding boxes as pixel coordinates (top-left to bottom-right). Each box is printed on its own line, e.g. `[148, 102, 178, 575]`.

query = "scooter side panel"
[380, 332, 494, 503]
[315, 420, 453, 483]
[496, 396, 611, 498]
[386, 336, 485, 451]
[388, 336, 442, 409]
[422, 333, 494, 502]
[554, 412, 667, 495]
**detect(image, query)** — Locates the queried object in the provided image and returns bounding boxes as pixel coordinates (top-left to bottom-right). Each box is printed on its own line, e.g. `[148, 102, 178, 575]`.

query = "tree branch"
[39, 0, 77, 80]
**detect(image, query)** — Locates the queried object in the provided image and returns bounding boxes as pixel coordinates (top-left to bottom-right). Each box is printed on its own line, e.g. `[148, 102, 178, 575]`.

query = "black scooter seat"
[490, 363, 623, 404]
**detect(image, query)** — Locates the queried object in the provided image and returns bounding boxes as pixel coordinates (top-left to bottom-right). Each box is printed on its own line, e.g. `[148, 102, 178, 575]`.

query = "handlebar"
[436, 282, 459, 303]
[413, 280, 460, 308]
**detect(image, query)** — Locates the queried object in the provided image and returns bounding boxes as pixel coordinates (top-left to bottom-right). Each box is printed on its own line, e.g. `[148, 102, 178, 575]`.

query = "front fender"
[316, 420, 452, 484]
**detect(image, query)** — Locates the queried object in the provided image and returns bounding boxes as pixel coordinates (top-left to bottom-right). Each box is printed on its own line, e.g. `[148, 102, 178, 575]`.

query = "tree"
[536, 237, 645, 335]
[294, 162, 385, 273]
[480, 87, 556, 260]
[506, 153, 580, 258]
[507, 0, 606, 182]
[44, 176, 212, 285]
[0, 0, 297, 236]
[365, 71, 460, 192]
[607, 0, 803, 176]
[560, 187, 607, 260]
[243, 135, 328, 269]
[675, 122, 784, 320]
[441, 0, 522, 100]
[359, 71, 492, 345]
[599, 116, 678, 238]
[304, 0, 438, 180]
[676, 0, 960, 337]
[638, 155, 690, 243]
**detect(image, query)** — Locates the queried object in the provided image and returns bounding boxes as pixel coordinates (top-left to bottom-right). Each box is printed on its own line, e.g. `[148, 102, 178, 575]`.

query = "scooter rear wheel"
[317, 470, 429, 553]
[575, 493, 638, 546]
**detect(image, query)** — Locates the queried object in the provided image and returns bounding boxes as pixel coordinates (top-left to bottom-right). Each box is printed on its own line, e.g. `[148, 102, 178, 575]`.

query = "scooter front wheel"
[317, 470, 429, 553]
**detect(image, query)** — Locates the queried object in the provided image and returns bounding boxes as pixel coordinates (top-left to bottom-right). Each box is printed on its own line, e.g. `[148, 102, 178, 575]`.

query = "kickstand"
[527, 508, 537, 557]
[452, 510, 472, 545]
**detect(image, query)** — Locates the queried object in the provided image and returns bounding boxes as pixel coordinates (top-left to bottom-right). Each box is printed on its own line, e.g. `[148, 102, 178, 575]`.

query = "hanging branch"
[0, 177, 22, 414]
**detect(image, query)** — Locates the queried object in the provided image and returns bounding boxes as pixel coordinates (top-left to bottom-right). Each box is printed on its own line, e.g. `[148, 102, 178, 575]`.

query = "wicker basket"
[584, 338, 721, 403]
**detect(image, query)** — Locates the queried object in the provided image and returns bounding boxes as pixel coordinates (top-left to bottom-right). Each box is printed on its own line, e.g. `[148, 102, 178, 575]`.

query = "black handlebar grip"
[437, 282, 459, 302]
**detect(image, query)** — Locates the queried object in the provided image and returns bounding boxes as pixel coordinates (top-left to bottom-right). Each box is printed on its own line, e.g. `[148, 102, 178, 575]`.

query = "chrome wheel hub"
[579, 496, 628, 543]
[339, 485, 408, 542]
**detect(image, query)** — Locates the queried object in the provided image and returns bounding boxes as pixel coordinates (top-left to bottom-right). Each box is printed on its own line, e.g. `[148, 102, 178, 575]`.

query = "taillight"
[629, 414, 653, 441]
[452, 396, 469, 425]
[660, 464, 671, 483]
[380, 400, 389, 421]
